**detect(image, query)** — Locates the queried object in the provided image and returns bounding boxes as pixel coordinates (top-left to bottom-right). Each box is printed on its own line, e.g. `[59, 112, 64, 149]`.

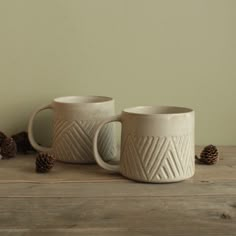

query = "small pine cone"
[197, 145, 219, 165]
[12, 131, 36, 154]
[36, 152, 55, 173]
[0, 137, 17, 159]
[0, 132, 7, 146]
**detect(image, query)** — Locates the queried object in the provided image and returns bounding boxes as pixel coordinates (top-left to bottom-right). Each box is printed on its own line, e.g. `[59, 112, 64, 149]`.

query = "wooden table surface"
[0, 146, 235, 236]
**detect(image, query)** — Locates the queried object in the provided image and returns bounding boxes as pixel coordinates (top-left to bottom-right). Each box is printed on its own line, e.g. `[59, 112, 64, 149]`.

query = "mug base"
[121, 172, 195, 183]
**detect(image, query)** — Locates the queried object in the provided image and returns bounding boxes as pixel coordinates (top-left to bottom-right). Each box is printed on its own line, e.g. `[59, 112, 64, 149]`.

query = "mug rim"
[53, 96, 114, 104]
[123, 105, 194, 116]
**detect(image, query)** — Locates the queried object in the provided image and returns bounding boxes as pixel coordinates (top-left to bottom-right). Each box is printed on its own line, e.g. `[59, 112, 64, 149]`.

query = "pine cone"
[197, 145, 219, 165]
[36, 152, 55, 173]
[12, 131, 36, 154]
[0, 137, 17, 159]
[0, 132, 7, 146]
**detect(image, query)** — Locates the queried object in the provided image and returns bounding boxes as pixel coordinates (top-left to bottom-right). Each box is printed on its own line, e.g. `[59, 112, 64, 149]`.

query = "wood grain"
[0, 146, 235, 235]
[0, 180, 236, 198]
[0, 146, 235, 183]
[0, 196, 235, 235]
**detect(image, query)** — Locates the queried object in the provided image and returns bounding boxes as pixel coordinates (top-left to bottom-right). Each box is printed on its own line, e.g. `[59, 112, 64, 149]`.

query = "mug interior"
[54, 96, 113, 104]
[124, 106, 193, 115]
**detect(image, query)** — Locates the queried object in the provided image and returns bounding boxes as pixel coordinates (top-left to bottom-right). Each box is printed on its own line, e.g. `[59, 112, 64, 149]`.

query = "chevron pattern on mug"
[53, 119, 116, 163]
[120, 134, 194, 182]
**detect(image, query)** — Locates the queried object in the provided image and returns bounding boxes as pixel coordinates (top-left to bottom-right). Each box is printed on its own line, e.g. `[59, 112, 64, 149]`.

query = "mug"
[28, 96, 116, 163]
[93, 106, 195, 183]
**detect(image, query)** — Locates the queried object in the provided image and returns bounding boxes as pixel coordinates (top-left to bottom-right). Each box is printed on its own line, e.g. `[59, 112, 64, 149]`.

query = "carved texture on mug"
[53, 119, 116, 162]
[120, 134, 194, 181]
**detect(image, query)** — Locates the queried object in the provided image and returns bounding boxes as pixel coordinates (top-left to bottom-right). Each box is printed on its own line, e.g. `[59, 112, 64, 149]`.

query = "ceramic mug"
[93, 106, 195, 183]
[28, 96, 116, 163]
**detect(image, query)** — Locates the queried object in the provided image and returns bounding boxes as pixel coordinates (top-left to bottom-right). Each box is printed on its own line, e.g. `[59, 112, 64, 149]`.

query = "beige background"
[0, 0, 235, 145]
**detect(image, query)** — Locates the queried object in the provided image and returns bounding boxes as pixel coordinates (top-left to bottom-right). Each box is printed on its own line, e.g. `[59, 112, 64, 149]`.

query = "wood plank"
[0, 180, 236, 197]
[0, 146, 235, 235]
[0, 228, 233, 236]
[0, 155, 125, 183]
[0, 146, 235, 183]
[0, 196, 235, 235]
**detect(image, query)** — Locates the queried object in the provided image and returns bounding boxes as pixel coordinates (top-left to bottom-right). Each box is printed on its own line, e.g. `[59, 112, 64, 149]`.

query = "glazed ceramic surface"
[28, 96, 116, 163]
[93, 106, 195, 183]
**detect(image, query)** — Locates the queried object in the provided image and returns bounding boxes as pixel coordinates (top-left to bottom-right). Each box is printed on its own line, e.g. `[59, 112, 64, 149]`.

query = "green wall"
[0, 0, 235, 145]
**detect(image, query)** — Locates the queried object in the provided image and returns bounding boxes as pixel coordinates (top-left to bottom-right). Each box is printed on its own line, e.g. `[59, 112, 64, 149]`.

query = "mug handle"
[28, 104, 53, 153]
[93, 114, 122, 172]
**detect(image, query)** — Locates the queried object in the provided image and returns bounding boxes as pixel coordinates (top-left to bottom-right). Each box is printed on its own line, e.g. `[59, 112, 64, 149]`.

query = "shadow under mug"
[93, 106, 195, 183]
[28, 96, 116, 163]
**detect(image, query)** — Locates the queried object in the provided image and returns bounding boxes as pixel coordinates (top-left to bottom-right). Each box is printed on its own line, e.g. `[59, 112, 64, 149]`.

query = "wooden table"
[0, 146, 235, 235]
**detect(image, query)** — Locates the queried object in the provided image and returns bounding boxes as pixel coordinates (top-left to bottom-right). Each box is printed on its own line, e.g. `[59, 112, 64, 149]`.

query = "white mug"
[28, 96, 116, 163]
[93, 106, 195, 183]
